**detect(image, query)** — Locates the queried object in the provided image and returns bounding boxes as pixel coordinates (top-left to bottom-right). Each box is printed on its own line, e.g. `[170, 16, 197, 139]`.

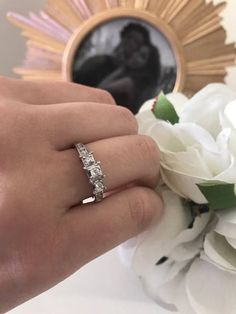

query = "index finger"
[0, 77, 116, 105]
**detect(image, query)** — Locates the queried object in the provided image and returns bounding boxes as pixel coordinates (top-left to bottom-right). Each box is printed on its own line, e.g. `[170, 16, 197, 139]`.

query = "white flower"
[137, 84, 236, 204]
[120, 188, 236, 314]
[119, 84, 236, 314]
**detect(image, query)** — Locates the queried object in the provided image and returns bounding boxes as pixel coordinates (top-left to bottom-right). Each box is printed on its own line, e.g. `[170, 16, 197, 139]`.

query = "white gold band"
[75, 143, 106, 202]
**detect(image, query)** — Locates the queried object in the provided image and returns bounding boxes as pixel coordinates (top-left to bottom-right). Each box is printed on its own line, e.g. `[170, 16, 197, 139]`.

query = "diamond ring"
[75, 143, 107, 202]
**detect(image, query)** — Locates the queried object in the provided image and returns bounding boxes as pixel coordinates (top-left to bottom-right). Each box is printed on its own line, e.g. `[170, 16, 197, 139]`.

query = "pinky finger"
[59, 186, 163, 271]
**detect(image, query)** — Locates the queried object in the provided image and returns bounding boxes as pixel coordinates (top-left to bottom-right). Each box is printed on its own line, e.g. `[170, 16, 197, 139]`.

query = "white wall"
[0, 0, 46, 78]
[0, 0, 236, 89]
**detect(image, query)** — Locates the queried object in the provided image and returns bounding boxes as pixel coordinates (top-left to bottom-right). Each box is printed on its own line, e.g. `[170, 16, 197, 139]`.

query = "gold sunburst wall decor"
[7, 0, 236, 113]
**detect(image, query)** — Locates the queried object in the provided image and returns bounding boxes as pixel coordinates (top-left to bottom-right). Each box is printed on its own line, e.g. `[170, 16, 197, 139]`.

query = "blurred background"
[0, 0, 236, 91]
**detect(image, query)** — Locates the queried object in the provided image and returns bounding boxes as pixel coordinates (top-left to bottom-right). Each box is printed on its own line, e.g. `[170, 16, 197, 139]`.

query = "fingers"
[36, 102, 138, 150]
[60, 186, 163, 268]
[0, 76, 116, 105]
[58, 135, 160, 206]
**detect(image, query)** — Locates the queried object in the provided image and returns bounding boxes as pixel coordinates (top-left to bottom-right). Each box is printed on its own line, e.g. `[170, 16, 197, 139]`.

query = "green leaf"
[152, 92, 179, 124]
[197, 181, 236, 210]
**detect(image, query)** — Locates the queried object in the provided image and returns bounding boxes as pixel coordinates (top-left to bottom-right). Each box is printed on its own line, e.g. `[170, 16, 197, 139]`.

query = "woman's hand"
[0, 77, 162, 313]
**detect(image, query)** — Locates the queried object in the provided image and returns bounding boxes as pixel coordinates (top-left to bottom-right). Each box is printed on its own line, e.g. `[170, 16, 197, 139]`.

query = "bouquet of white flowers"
[120, 84, 236, 314]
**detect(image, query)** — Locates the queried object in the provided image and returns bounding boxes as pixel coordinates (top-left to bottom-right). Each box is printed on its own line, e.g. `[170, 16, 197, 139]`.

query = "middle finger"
[35, 102, 138, 150]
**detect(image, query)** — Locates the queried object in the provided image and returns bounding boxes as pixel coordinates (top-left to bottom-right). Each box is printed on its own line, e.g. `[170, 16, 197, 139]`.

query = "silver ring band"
[75, 143, 107, 202]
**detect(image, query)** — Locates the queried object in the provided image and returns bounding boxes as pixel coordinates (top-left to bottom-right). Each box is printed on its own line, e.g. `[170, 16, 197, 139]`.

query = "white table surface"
[8, 248, 171, 314]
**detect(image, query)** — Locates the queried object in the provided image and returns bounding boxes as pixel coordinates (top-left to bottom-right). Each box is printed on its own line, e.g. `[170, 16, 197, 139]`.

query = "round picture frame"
[63, 10, 182, 112]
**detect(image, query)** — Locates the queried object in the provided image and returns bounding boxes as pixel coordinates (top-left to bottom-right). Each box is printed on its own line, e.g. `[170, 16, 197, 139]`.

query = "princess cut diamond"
[88, 163, 103, 183]
[75, 143, 105, 202]
[94, 181, 105, 193]
[82, 153, 95, 167]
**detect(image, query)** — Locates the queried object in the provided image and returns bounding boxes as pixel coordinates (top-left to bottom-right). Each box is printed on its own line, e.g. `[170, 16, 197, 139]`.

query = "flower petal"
[213, 155, 236, 184]
[220, 109, 236, 157]
[180, 84, 236, 137]
[215, 208, 236, 238]
[141, 265, 178, 312]
[148, 121, 186, 152]
[118, 237, 139, 267]
[201, 129, 231, 176]
[133, 189, 191, 277]
[166, 93, 189, 116]
[186, 259, 236, 314]
[162, 147, 213, 178]
[224, 100, 236, 129]
[204, 231, 236, 271]
[170, 213, 211, 262]
[136, 110, 157, 134]
[148, 121, 218, 154]
[173, 123, 218, 153]
[138, 99, 155, 112]
[170, 238, 202, 262]
[143, 266, 196, 314]
[160, 166, 207, 203]
[226, 236, 236, 250]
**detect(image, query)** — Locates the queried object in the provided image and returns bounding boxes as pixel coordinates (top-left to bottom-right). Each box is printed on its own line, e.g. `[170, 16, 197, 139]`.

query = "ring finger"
[57, 135, 160, 207]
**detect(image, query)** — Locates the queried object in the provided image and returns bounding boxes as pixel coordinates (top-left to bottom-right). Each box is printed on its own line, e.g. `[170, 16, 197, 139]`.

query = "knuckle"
[0, 76, 10, 98]
[137, 135, 160, 161]
[0, 103, 37, 145]
[0, 99, 15, 130]
[0, 77, 17, 99]
[135, 136, 160, 186]
[118, 106, 138, 133]
[98, 89, 116, 105]
[0, 75, 8, 86]
[14, 105, 34, 130]
[128, 187, 155, 230]
[23, 104, 39, 123]
[0, 99, 9, 115]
